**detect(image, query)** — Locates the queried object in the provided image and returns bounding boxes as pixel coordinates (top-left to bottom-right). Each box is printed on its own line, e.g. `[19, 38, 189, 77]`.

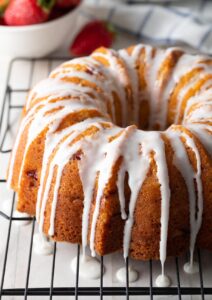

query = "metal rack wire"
[0, 57, 212, 299]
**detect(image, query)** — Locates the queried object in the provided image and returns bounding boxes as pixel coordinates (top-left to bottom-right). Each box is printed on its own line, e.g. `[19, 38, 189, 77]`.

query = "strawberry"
[56, 0, 80, 8]
[0, 0, 9, 16]
[4, 0, 55, 26]
[70, 20, 115, 56]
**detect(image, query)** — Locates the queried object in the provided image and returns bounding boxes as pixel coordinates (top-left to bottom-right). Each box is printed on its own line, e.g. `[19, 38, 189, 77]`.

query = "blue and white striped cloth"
[77, 0, 212, 54]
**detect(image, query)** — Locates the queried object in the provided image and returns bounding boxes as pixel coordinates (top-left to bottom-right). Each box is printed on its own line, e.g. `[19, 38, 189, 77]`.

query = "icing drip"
[188, 124, 212, 157]
[187, 104, 212, 122]
[183, 89, 212, 124]
[119, 45, 144, 125]
[155, 274, 171, 287]
[71, 255, 103, 280]
[88, 126, 136, 256]
[38, 118, 105, 233]
[174, 59, 212, 125]
[79, 125, 124, 253]
[122, 131, 151, 258]
[9, 95, 106, 190]
[116, 266, 139, 283]
[156, 48, 183, 130]
[92, 50, 128, 126]
[182, 132, 203, 265]
[153, 135, 171, 270]
[38, 122, 171, 265]
[18, 102, 98, 189]
[174, 75, 205, 124]
[147, 49, 168, 129]
[183, 261, 199, 274]
[33, 233, 54, 255]
[36, 117, 105, 220]
[167, 128, 203, 266]
[51, 57, 123, 123]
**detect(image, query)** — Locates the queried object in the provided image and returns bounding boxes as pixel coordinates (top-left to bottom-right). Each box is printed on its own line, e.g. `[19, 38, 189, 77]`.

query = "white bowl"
[0, 3, 82, 58]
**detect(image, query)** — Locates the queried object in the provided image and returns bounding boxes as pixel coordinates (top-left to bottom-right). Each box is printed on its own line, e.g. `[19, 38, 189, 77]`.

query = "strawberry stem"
[37, 0, 56, 12]
[106, 22, 116, 39]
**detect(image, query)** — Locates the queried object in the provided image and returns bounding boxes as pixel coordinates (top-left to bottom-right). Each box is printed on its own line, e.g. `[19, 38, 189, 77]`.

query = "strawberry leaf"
[37, 0, 56, 13]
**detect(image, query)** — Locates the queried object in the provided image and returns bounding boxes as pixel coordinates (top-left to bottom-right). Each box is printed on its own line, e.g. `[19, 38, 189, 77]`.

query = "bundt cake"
[7, 44, 212, 274]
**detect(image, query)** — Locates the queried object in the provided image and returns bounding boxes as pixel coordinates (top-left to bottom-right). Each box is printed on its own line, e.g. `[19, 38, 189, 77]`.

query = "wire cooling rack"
[0, 57, 212, 299]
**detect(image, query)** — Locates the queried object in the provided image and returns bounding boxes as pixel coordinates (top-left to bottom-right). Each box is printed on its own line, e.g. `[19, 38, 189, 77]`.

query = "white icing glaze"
[7, 44, 212, 278]
[116, 266, 139, 283]
[183, 261, 199, 274]
[147, 48, 168, 129]
[33, 233, 54, 255]
[155, 274, 171, 287]
[51, 56, 122, 122]
[38, 118, 106, 233]
[119, 45, 144, 125]
[155, 47, 185, 129]
[89, 126, 138, 257]
[188, 104, 212, 121]
[174, 59, 212, 124]
[18, 100, 102, 188]
[92, 49, 128, 126]
[182, 131, 203, 264]
[71, 255, 103, 280]
[186, 78, 211, 125]
[122, 130, 171, 263]
[188, 124, 212, 157]
[167, 127, 203, 266]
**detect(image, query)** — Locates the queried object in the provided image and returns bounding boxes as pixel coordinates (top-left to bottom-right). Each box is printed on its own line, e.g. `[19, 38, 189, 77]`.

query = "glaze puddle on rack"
[0, 57, 212, 300]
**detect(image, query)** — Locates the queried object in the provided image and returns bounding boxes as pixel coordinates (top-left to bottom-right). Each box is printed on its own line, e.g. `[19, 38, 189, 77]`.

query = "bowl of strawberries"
[0, 0, 82, 57]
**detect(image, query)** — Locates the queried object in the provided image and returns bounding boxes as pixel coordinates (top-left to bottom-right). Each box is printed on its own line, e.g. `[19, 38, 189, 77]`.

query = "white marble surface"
[0, 34, 212, 300]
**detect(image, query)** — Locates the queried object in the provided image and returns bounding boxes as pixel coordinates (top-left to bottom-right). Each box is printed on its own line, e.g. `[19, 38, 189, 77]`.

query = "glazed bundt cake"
[7, 44, 212, 272]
